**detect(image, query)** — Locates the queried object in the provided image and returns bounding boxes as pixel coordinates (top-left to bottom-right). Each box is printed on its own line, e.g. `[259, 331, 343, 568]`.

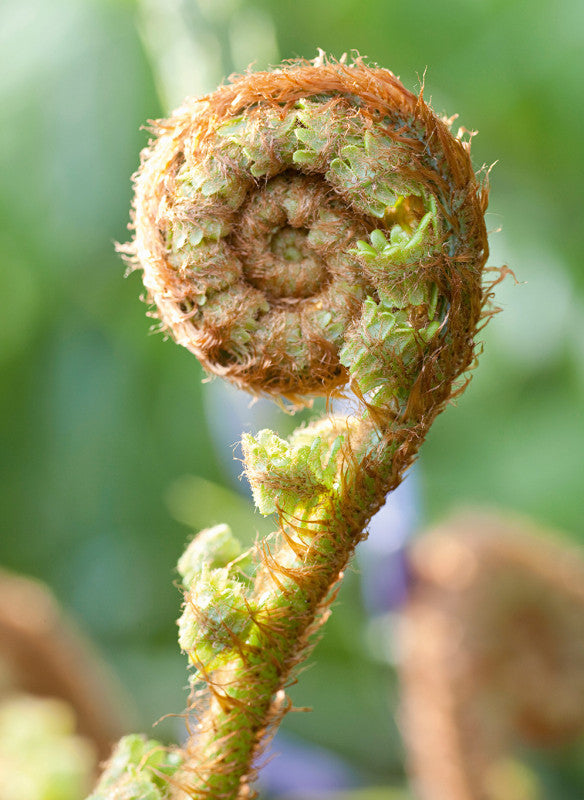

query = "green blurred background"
[1, 0, 583, 796]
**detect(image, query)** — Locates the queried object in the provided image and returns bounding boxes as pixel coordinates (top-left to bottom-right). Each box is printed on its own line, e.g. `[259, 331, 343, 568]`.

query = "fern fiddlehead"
[92, 55, 491, 799]
[400, 513, 584, 800]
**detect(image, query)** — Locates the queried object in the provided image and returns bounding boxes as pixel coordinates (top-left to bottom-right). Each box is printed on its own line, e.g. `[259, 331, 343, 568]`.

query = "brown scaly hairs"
[93, 54, 498, 800]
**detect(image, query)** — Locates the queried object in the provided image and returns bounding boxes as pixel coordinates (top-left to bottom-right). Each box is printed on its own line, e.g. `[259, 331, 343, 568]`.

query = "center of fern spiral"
[237, 173, 337, 301]
[263, 225, 328, 299]
[269, 226, 309, 263]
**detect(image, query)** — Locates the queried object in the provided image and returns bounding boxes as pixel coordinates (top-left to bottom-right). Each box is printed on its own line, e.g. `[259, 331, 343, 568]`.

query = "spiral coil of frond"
[95, 55, 492, 800]
[129, 56, 488, 409]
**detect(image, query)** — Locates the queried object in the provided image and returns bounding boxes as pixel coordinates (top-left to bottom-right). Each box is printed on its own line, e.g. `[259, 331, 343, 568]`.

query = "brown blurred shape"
[398, 512, 584, 800]
[0, 568, 129, 760]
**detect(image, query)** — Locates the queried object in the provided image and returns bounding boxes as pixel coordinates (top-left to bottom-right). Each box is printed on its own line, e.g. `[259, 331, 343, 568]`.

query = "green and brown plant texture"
[93, 55, 492, 799]
[399, 513, 584, 800]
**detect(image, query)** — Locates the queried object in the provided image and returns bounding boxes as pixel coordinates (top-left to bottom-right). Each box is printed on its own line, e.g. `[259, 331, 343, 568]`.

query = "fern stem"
[90, 54, 493, 800]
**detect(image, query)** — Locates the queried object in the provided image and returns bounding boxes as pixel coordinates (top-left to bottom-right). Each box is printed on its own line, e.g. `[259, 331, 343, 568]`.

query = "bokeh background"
[1, 0, 583, 797]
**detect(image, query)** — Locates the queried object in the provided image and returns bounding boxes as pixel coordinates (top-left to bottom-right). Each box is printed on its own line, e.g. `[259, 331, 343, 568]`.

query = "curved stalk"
[90, 54, 492, 800]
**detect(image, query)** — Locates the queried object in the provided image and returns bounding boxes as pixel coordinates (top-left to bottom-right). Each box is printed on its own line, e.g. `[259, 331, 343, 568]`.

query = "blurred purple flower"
[256, 731, 358, 797]
[358, 474, 419, 614]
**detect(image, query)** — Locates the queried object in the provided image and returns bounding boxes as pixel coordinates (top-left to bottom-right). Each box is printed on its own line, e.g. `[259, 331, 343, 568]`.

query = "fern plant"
[400, 513, 584, 800]
[90, 54, 492, 800]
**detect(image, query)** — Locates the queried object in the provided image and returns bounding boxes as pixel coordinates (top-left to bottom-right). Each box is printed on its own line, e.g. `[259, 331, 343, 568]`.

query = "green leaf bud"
[178, 566, 251, 670]
[177, 524, 242, 589]
[241, 425, 345, 518]
[88, 735, 181, 800]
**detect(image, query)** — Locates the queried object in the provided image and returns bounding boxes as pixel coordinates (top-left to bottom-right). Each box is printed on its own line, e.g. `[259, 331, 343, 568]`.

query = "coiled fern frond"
[92, 54, 492, 800]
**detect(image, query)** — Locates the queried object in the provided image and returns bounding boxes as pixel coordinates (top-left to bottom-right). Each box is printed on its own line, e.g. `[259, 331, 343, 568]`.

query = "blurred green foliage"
[1, 0, 583, 794]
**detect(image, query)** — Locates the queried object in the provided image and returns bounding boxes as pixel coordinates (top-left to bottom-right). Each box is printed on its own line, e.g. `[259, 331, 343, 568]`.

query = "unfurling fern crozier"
[97, 55, 491, 800]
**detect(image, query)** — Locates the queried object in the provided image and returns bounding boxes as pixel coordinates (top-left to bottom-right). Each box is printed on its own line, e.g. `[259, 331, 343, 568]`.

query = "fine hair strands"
[90, 54, 498, 800]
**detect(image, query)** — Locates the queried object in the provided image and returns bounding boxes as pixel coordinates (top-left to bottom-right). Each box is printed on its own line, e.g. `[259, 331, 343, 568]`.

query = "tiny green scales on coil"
[92, 57, 491, 800]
